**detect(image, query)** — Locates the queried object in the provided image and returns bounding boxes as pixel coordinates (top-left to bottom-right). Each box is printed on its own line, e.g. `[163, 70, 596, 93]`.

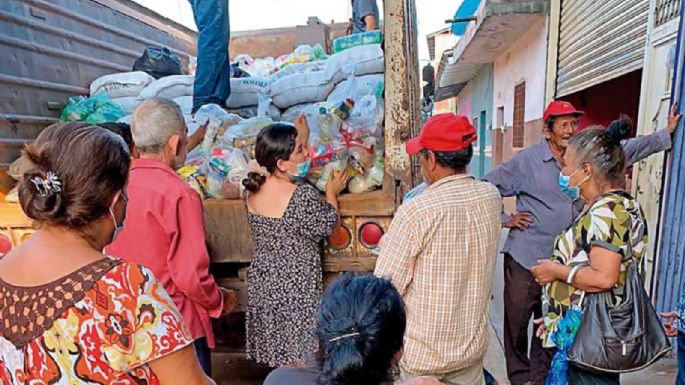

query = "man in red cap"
[375, 113, 501, 385]
[483, 101, 681, 385]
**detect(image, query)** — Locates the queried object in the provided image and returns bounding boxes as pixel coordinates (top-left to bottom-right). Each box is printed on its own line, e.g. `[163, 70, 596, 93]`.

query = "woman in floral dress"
[0, 122, 212, 385]
[242, 122, 347, 366]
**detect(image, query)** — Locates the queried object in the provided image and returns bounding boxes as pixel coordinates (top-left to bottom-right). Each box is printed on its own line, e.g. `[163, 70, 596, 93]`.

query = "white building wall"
[492, 18, 548, 160]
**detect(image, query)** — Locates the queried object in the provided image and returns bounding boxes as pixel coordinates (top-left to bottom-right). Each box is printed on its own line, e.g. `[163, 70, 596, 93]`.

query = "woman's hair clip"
[30, 171, 63, 196]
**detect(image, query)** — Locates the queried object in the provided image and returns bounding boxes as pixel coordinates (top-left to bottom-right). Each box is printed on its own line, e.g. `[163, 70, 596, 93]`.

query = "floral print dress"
[541, 191, 648, 347]
[245, 183, 339, 367]
[0, 257, 193, 385]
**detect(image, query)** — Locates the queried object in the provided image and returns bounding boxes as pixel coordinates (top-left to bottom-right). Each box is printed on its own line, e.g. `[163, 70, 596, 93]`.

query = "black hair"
[567, 116, 632, 185]
[18, 122, 130, 229]
[421, 145, 474, 172]
[316, 273, 406, 385]
[99, 122, 134, 152]
[545, 117, 555, 130]
[242, 123, 298, 192]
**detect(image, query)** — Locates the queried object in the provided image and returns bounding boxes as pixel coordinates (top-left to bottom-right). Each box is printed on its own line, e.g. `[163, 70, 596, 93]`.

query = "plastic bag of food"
[133, 47, 183, 79]
[301, 102, 345, 144]
[226, 117, 273, 158]
[178, 165, 208, 198]
[90, 71, 155, 98]
[332, 30, 384, 53]
[344, 95, 384, 139]
[312, 159, 348, 192]
[194, 104, 243, 150]
[139, 75, 194, 99]
[327, 74, 384, 103]
[227, 104, 282, 121]
[348, 155, 383, 194]
[206, 146, 249, 199]
[281, 103, 314, 123]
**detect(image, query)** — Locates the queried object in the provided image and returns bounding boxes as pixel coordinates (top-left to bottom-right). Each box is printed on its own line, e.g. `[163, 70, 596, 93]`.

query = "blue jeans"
[188, 0, 231, 113]
[194, 337, 212, 376]
[678, 332, 685, 385]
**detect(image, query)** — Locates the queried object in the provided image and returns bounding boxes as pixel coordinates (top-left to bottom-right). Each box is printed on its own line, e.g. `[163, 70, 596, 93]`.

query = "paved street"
[484, 231, 678, 385]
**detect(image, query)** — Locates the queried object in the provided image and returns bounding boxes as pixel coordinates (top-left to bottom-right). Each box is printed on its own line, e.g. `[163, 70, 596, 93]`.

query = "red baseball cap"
[543, 100, 585, 122]
[406, 113, 477, 155]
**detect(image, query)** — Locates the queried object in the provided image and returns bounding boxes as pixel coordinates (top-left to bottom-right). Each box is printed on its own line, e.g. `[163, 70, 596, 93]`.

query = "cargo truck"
[0, 0, 421, 364]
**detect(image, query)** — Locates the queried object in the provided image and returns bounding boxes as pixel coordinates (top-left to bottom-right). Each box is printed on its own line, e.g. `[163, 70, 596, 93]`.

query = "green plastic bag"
[59, 96, 86, 122]
[85, 103, 125, 124]
[59, 93, 124, 123]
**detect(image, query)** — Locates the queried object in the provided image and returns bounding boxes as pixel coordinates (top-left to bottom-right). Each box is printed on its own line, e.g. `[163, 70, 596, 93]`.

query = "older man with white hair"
[106, 98, 235, 376]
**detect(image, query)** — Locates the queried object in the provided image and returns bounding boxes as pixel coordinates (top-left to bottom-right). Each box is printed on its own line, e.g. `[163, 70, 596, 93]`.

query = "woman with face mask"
[0, 122, 213, 385]
[531, 118, 647, 385]
[242, 121, 347, 367]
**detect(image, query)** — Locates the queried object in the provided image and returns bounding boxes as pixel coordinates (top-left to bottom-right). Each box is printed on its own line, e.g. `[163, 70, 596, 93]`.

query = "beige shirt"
[374, 174, 501, 375]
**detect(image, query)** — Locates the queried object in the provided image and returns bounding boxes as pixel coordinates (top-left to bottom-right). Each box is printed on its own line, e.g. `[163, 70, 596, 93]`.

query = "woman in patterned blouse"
[0, 122, 212, 385]
[531, 118, 648, 385]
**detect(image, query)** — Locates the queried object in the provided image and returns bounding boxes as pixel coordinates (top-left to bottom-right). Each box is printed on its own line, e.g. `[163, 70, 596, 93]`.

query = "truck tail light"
[358, 222, 383, 249]
[0, 233, 12, 256]
[328, 226, 352, 250]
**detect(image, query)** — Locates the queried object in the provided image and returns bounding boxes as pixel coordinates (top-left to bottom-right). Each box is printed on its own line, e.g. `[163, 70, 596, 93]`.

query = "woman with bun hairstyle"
[531, 118, 649, 385]
[264, 273, 442, 385]
[242, 121, 348, 367]
[0, 122, 213, 385]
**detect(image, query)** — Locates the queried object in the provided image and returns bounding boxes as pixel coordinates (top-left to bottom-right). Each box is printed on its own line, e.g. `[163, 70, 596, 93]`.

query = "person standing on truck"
[188, 0, 231, 113]
[0, 122, 214, 385]
[106, 98, 236, 376]
[482, 101, 681, 385]
[242, 122, 348, 367]
[374, 113, 501, 385]
[347, 0, 379, 35]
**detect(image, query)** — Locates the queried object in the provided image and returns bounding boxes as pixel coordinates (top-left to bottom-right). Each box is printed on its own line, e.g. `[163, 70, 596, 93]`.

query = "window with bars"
[655, 0, 681, 27]
[513, 82, 526, 148]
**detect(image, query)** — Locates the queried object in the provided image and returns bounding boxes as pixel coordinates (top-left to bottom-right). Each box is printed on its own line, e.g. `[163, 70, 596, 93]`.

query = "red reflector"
[328, 226, 352, 250]
[359, 222, 383, 249]
[0, 234, 12, 255]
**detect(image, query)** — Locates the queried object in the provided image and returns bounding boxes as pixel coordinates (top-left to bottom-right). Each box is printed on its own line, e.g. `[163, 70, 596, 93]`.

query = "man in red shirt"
[106, 97, 235, 376]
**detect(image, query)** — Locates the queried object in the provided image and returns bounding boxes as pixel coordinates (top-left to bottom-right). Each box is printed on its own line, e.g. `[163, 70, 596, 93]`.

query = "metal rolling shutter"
[556, 0, 649, 97]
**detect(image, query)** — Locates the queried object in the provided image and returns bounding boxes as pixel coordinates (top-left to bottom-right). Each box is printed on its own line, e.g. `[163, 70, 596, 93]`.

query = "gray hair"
[131, 98, 186, 154]
[567, 117, 632, 184]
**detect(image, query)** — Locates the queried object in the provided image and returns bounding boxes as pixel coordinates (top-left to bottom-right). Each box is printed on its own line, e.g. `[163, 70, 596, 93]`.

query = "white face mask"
[109, 191, 127, 243]
[110, 208, 124, 242]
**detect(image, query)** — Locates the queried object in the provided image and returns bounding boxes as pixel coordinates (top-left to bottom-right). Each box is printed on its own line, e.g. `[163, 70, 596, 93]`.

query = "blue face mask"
[558, 168, 587, 200]
[288, 160, 310, 181]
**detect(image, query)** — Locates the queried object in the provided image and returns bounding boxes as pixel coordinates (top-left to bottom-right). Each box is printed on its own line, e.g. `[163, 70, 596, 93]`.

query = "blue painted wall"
[656, 8, 685, 316]
[467, 64, 494, 178]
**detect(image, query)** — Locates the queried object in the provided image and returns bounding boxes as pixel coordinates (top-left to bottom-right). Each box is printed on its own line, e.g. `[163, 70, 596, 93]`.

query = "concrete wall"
[230, 21, 348, 59]
[493, 18, 548, 162]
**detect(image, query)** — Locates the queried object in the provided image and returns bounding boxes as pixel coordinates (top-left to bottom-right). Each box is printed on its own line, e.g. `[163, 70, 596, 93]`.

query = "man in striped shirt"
[375, 113, 501, 385]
